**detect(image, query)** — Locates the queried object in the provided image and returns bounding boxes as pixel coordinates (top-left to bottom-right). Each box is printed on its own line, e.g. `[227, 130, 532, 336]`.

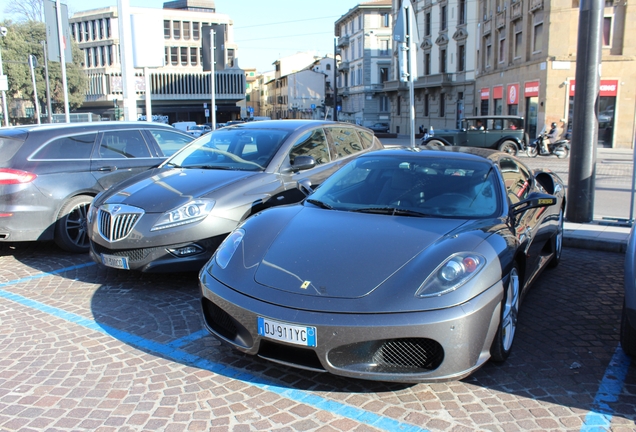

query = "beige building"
[384, 0, 480, 134]
[474, 0, 634, 148]
[335, 0, 394, 128]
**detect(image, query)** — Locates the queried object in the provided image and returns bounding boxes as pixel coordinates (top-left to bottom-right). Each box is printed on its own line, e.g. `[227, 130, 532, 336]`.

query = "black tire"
[54, 195, 93, 253]
[548, 208, 564, 268]
[620, 301, 636, 357]
[491, 264, 520, 362]
[498, 140, 518, 156]
[556, 147, 569, 159]
[526, 146, 538, 158]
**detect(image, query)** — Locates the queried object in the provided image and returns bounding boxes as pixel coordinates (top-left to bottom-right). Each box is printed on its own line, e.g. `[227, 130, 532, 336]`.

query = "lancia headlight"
[415, 253, 486, 297]
[151, 199, 215, 231]
[215, 229, 244, 269]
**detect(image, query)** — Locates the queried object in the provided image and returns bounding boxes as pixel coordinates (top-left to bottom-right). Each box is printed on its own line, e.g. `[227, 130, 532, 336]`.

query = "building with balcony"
[69, 0, 246, 124]
[383, 0, 479, 134]
[335, 0, 393, 128]
[474, 0, 635, 148]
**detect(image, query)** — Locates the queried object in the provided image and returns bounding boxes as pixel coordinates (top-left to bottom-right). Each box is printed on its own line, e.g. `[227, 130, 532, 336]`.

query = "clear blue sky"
[2, 0, 363, 72]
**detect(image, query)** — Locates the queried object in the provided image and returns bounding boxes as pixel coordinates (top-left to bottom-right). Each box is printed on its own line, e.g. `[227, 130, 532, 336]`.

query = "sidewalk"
[564, 220, 632, 253]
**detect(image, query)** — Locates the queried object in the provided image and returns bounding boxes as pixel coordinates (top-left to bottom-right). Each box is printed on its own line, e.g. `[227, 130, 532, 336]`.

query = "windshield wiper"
[306, 199, 333, 209]
[165, 162, 182, 168]
[352, 207, 431, 217]
[184, 165, 234, 170]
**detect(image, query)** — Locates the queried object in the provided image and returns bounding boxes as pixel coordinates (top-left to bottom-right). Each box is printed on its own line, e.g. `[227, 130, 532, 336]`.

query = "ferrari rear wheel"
[490, 264, 520, 362]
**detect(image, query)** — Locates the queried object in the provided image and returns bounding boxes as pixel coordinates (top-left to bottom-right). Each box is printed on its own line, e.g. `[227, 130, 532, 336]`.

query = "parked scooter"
[526, 133, 570, 159]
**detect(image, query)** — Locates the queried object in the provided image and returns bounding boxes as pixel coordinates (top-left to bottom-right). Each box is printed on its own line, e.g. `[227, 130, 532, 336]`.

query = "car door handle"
[96, 166, 117, 172]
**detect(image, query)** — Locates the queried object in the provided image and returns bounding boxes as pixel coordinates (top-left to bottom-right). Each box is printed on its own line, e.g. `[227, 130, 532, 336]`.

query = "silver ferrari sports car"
[199, 146, 566, 383]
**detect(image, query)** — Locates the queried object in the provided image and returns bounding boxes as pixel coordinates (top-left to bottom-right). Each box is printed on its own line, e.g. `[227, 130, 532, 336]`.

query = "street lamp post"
[0, 26, 9, 126]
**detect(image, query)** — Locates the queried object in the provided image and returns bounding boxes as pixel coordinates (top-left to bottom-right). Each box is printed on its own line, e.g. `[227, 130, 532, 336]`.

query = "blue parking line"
[0, 266, 427, 432]
[580, 345, 631, 431]
[167, 329, 209, 348]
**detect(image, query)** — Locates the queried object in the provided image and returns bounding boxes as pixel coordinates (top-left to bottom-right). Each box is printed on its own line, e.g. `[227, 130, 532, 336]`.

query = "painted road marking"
[0, 265, 426, 432]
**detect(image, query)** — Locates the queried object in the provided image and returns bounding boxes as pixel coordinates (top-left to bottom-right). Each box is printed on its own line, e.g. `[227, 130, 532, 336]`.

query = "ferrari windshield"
[166, 127, 291, 171]
[308, 154, 502, 218]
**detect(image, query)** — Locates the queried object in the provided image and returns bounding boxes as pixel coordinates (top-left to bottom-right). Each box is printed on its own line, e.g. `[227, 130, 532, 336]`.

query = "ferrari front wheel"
[490, 264, 520, 362]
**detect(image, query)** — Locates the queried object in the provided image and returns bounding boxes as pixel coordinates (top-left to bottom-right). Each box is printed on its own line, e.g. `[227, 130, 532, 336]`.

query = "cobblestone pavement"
[0, 242, 635, 431]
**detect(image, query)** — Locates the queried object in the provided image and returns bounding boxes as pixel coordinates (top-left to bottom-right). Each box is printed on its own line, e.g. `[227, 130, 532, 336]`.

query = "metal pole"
[29, 55, 41, 124]
[0, 36, 9, 127]
[333, 37, 338, 121]
[144, 67, 152, 122]
[41, 41, 52, 123]
[407, 3, 416, 149]
[210, 28, 216, 129]
[566, 0, 604, 223]
[55, 0, 70, 123]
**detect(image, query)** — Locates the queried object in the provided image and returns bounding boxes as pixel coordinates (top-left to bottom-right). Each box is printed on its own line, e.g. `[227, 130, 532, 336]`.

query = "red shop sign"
[481, 88, 490, 100]
[569, 79, 618, 97]
[493, 85, 503, 99]
[507, 83, 519, 105]
[524, 80, 540, 97]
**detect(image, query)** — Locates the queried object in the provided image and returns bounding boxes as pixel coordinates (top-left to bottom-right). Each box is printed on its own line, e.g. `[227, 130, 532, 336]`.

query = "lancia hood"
[253, 207, 469, 299]
[101, 167, 260, 213]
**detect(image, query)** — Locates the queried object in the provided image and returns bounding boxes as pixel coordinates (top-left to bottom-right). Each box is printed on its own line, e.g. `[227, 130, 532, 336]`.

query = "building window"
[165, 47, 169, 66]
[380, 39, 389, 56]
[358, 38, 363, 58]
[382, 13, 390, 27]
[99, 46, 105, 66]
[397, 96, 401, 115]
[164, 20, 170, 39]
[499, 36, 506, 63]
[183, 21, 191, 40]
[424, 94, 429, 116]
[532, 12, 543, 53]
[173, 21, 181, 39]
[425, 12, 431, 36]
[107, 46, 113, 65]
[440, 96, 446, 117]
[441, 5, 447, 31]
[602, 16, 613, 46]
[326, 63, 331, 70]
[514, 21, 523, 59]
[459, 0, 467, 25]
[170, 47, 178, 65]
[91, 20, 96, 41]
[98, 19, 104, 39]
[425, 52, 431, 75]
[486, 35, 492, 68]
[458, 45, 465, 72]
[180, 47, 188, 65]
[380, 67, 388, 83]
[440, 49, 447, 73]
[105, 18, 111, 38]
[357, 67, 362, 86]
[380, 96, 389, 112]
[193, 22, 200, 40]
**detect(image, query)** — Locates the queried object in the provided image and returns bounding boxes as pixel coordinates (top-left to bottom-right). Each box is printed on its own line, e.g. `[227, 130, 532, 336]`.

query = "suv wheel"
[54, 195, 93, 253]
[498, 140, 518, 156]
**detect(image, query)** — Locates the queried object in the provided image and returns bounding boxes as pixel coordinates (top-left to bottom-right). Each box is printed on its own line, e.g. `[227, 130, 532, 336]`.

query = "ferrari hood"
[254, 208, 468, 299]
[102, 167, 259, 213]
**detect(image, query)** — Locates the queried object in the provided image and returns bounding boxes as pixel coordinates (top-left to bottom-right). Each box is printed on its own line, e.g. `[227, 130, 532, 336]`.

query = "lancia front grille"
[97, 204, 144, 242]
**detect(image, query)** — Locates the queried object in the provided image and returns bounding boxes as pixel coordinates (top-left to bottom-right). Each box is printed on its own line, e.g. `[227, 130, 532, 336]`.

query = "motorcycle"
[526, 133, 570, 159]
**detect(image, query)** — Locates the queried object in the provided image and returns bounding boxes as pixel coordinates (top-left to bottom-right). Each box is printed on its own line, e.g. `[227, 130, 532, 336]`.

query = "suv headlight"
[415, 253, 486, 297]
[151, 199, 215, 231]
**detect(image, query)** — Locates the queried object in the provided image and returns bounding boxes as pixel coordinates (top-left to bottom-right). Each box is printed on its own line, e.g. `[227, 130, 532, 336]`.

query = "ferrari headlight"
[151, 199, 215, 231]
[215, 229, 244, 269]
[415, 253, 486, 297]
